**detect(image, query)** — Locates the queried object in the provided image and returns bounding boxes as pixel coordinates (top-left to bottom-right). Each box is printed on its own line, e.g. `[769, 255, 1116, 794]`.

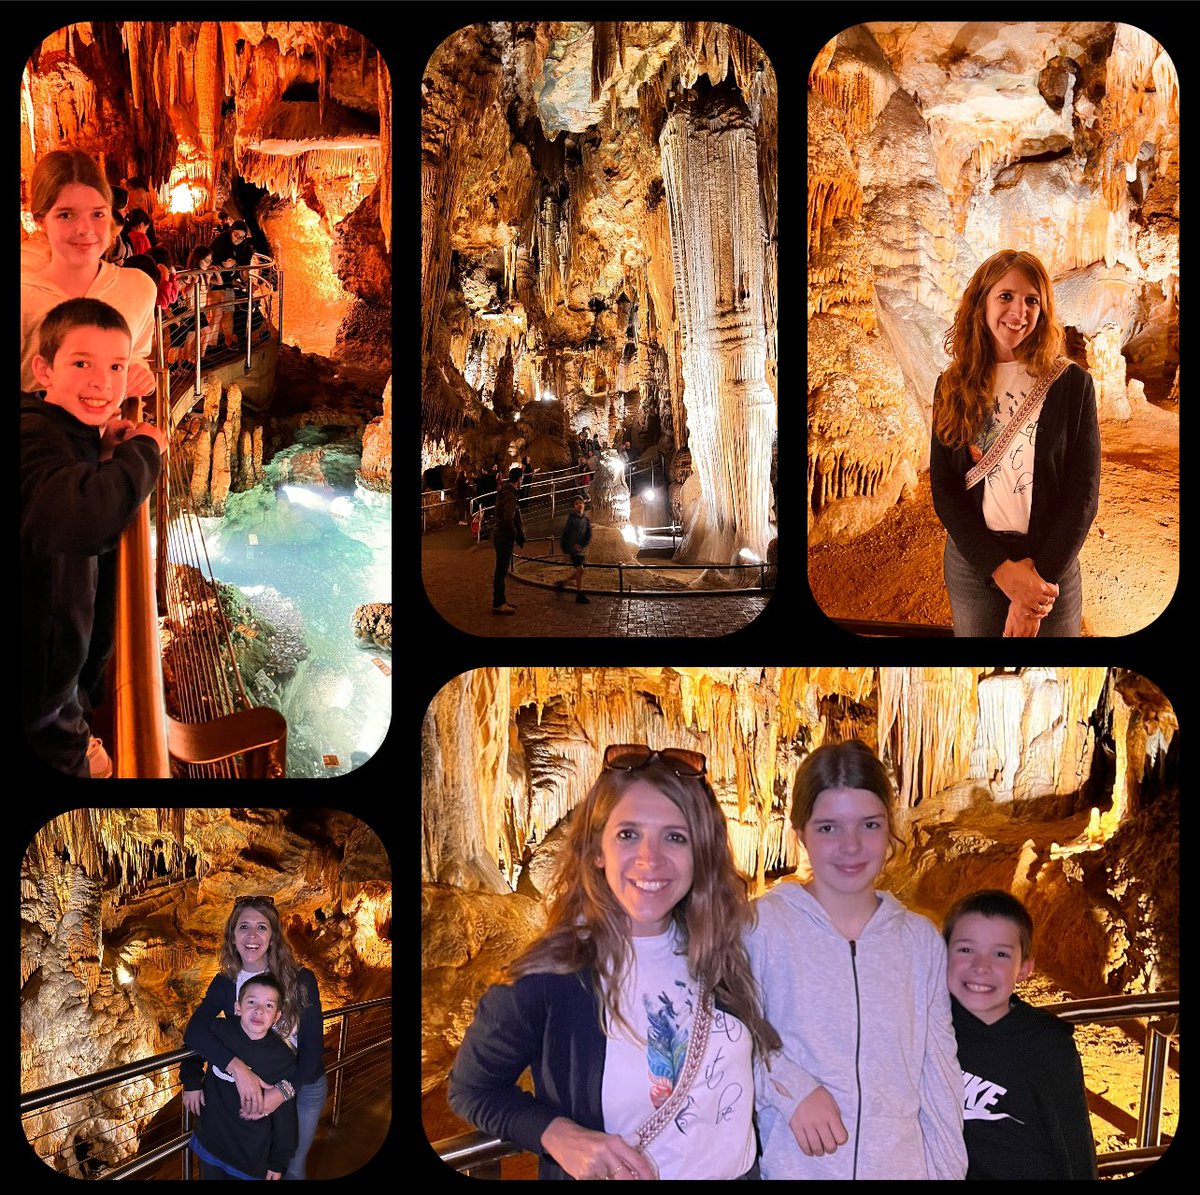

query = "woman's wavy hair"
[219, 898, 309, 1038]
[30, 149, 116, 240]
[934, 249, 1066, 448]
[508, 757, 781, 1058]
[790, 738, 906, 863]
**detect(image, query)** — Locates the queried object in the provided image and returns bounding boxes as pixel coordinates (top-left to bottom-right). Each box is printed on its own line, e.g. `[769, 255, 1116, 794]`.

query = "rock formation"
[351, 602, 391, 650]
[421, 21, 778, 565]
[808, 22, 1178, 544]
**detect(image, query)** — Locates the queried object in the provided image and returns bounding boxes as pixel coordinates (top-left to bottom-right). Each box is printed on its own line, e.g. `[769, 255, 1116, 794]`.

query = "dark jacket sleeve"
[447, 976, 563, 1156]
[1052, 1025, 1099, 1180]
[21, 422, 161, 559]
[180, 1052, 206, 1092]
[1032, 369, 1100, 582]
[294, 969, 326, 1084]
[580, 517, 592, 549]
[928, 375, 1011, 579]
[266, 1092, 299, 1172]
[183, 974, 238, 1072]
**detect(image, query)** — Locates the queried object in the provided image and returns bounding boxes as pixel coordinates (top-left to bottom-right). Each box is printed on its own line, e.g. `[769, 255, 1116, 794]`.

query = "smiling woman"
[181, 897, 328, 1179]
[929, 249, 1101, 638]
[447, 748, 781, 1181]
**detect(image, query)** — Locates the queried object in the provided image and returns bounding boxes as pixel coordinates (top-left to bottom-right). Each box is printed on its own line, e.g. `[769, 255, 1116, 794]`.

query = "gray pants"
[943, 536, 1082, 637]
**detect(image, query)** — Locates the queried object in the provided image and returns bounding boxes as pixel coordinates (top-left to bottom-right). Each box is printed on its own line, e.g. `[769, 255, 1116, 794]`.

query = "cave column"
[660, 89, 776, 562]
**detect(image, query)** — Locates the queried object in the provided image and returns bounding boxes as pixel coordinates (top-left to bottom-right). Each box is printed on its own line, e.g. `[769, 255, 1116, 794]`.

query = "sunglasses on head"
[603, 744, 707, 778]
[235, 895, 275, 908]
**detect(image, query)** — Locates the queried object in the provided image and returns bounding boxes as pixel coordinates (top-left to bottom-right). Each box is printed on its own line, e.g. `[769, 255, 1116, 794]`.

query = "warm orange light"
[169, 183, 195, 214]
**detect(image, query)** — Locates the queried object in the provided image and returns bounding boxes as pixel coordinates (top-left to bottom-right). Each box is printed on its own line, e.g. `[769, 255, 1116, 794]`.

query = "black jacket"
[560, 510, 593, 554]
[20, 396, 161, 720]
[930, 363, 1100, 583]
[181, 1019, 298, 1178]
[493, 480, 525, 545]
[951, 995, 1098, 1180]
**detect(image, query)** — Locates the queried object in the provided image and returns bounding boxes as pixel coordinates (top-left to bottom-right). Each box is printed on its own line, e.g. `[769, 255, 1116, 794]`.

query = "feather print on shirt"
[644, 983, 692, 1108]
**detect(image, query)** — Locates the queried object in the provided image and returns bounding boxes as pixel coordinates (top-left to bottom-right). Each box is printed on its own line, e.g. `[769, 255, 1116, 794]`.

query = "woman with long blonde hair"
[182, 897, 327, 1179]
[450, 746, 781, 1180]
[930, 249, 1100, 636]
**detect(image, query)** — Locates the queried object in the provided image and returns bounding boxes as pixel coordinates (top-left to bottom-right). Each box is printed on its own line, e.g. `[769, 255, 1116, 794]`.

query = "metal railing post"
[193, 276, 203, 397]
[332, 1014, 350, 1128]
[1138, 1024, 1172, 1147]
[244, 266, 253, 372]
[278, 267, 284, 346]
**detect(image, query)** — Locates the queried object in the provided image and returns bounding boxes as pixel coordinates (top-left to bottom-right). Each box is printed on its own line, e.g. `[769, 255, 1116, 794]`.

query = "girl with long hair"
[930, 249, 1100, 636]
[449, 746, 781, 1180]
[183, 897, 328, 1180]
[747, 739, 967, 1180]
[21, 149, 157, 404]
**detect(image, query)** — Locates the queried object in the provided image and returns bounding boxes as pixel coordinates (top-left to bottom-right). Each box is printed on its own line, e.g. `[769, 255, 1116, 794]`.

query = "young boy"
[20, 298, 167, 778]
[555, 495, 592, 603]
[181, 974, 299, 1180]
[943, 889, 1098, 1179]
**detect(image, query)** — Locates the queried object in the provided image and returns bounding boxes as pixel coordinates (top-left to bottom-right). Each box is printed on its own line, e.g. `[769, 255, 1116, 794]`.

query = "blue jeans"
[282, 1073, 328, 1180]
[943, 536, 1082, 637]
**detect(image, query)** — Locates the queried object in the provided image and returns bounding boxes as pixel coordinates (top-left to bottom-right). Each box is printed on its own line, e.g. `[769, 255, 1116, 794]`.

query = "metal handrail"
[21, 996, 391, 1180]
[432, 990, 1178, 1176]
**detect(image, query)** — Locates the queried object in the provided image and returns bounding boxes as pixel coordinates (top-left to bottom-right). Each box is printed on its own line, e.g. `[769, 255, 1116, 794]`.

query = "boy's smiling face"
[32, 325, 130, 430]
[946, 911, 1034, 1024]
[235, 983, 282, 1040]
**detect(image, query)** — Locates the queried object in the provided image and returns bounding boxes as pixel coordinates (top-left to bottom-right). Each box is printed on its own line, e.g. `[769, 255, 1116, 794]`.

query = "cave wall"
[20, 809, 392, 1175]
[808, 22, 1179, 545]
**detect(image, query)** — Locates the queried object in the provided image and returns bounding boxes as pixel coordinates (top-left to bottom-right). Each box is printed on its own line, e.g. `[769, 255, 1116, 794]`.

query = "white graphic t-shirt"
[601, 929, 756, 1179]
[975, 361, 1043, 533]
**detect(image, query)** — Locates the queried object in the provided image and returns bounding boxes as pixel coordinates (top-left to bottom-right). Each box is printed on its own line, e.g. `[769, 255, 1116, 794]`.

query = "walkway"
[422, 522, 771, 638]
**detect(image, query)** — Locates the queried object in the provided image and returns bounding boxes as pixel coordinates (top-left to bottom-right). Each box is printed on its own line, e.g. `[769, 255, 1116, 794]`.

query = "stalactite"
[591, 22, 618, 103]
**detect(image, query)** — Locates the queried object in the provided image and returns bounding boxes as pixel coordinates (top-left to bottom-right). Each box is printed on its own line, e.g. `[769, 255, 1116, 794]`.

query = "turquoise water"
[196, 480, 392, 778]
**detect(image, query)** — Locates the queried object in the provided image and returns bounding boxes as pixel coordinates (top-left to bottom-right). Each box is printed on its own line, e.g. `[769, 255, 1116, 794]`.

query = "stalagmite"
[660, 86, 776, 563]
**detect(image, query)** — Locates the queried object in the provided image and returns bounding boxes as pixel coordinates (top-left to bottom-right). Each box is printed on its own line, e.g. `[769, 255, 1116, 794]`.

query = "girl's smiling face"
[42, 182, 112, 270]
[234, 909, 272, 971]
[800, 786, 889, 905]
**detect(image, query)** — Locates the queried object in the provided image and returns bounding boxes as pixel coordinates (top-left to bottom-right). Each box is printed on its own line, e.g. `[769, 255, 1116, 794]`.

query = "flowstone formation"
[422, 666, 1177, 1097]
[21, 809, 392, 1176]
[808, 22, 1178, 544]
[422, 21, 777, 567]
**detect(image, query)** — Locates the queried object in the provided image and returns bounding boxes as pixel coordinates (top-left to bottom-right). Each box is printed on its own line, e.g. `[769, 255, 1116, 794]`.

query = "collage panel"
[421, 665, 1178, 1180]
[806, 21, 1178, 638]
[420, 21, 778, 638]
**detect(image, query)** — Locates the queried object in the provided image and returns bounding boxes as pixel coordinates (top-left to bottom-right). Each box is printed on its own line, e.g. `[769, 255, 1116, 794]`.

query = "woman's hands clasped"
[540, 1117, 657, 1180]
[992, 557, 1057, 635]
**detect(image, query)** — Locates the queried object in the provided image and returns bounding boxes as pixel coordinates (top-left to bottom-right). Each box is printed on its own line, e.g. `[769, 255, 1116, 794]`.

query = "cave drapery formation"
[807, 22, 1179, 544]
[20, 809, 392, 1176]
[422, 22, 778, 564]
[21, 20, 392, 371]
[421, 666, 1178, 1094]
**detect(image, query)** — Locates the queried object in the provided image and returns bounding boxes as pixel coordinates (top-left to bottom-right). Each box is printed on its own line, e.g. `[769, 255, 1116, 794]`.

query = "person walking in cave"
[21, 299, 167, 779]
[942, 890, 1097, 1179]
[930, 249, 1100, 637]
[183, 897, 328, 1180]
[449, 745, 782, 1179]
[745, 739, 968, 1180]
[555, 495, 592, 604]
[181, 973, 299, 1180]
[101, 187, 130, 265]
[490, 464, 525, 615]
[121, 208, 153, 259]
[208, 219, 255, 347]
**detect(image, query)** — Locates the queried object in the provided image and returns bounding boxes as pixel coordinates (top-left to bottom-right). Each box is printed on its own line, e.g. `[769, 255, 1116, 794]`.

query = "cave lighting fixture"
[738, 547, 761, 563]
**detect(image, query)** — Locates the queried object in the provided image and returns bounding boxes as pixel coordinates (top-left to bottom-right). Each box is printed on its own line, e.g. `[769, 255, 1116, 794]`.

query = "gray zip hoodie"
[746, 882, 967, 1180]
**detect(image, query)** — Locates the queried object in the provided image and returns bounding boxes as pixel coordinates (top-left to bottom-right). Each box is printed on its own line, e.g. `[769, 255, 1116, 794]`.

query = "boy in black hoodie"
[20, 299, 166, 778]
[943, 889, 1097, 1179]
[181, 973, 299, 1179]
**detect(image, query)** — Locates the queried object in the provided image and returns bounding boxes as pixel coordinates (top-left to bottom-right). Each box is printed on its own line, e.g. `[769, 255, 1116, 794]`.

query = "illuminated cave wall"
[20, 21, 391, 371]
[20, 809, 392, 1175]
[421, 22, 777, 563]
[807, 22, 1179, 544]
[421, 666, 1178, 1093]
